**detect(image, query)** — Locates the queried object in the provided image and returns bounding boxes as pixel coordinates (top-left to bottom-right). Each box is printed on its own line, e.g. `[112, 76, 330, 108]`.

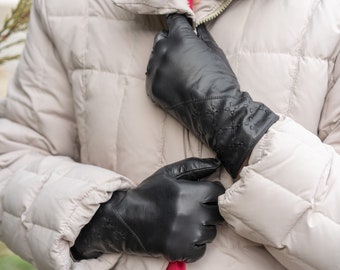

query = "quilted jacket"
[0, 0, 340, 269]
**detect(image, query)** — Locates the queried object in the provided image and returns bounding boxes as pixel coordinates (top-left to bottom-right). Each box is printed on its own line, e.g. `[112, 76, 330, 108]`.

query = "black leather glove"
[71, 158, 225, 263]
[146, 14, 279, 178]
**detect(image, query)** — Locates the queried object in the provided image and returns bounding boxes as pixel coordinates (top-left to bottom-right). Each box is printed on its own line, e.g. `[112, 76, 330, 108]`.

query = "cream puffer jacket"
[0, 0, 339, 269]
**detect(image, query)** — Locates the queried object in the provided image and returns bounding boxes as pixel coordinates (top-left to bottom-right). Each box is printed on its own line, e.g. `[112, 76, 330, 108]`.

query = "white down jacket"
[0, 0, 340, 269]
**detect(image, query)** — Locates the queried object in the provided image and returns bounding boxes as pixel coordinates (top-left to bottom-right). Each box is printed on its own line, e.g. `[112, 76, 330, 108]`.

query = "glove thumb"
[153, 30, 168, 46]
[167, 13, 196, 38]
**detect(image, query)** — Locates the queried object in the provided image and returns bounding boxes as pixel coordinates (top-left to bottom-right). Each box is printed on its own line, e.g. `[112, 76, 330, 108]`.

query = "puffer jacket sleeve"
[218, 59, 340, 269]
[0, 1, 133, 269]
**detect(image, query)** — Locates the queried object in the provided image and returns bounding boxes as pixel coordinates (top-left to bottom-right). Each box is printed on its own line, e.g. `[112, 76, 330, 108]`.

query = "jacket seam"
[40, 0, 78, 159]
[320, 120, 340, 142]
[235, 50, 334, 63]
[113, 11, 143, 169]
[112, 1, 189, 11]
[286, 0, 321, 116]
[79, 0, 90, 162]
[73, 68, 146, 81]
[234, 0, 255, 75]
[318, 54, 340, 140]
[48, 14, 135, 22]
[26, 1, 48, 138]
[113, 88, 125, 170]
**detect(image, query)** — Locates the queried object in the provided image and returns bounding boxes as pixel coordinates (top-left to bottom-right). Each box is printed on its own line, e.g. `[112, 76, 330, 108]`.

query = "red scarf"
[167, 261, 186, 270]
[188, 0, 193, 9]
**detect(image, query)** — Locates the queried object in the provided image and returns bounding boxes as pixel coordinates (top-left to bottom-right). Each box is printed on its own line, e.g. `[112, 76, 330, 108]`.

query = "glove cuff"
[169, 91, 279, 179]
[217, 99, 279, 178]
[70, 190, 130, 260]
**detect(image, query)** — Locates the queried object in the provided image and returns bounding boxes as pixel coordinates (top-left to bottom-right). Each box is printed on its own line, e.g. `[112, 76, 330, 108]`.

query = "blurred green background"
[0, 242, 36, 270]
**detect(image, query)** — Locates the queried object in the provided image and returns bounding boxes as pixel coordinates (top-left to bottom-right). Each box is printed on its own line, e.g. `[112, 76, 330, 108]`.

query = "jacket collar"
[111, 0, 233, 26]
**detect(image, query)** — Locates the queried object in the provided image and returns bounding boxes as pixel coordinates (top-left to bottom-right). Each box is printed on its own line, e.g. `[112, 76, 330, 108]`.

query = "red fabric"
[167, 261, 186, 270]
[188, 0, 193, 9]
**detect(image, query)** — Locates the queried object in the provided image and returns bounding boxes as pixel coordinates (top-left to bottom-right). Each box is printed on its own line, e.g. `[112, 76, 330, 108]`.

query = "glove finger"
[145, 31, 168, 91]
[153, 29, 168, 46]
[196, 24, 219, 49]
[186, 244, 206, 263]
[202, 181, 225, 203]
[200, 182, 225, 224]
[196, 23, 218, 44]
[196, 225, 217, 245]
[167, 13, 196, 38]
[167, 243, 206, 263]
[163, 157, 221, 180]
[197, 24, 227, 60]
[201, 203, 224, 225]
[203, 207, 223, 225]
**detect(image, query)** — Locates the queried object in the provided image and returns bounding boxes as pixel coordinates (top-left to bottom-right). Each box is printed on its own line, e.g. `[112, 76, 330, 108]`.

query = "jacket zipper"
[195, 0, 233, 26]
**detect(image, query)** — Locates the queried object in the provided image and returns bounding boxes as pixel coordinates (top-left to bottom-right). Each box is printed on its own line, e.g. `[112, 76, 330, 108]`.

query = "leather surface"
[71, 158, 225, 262]
[146, 14, 279, 178]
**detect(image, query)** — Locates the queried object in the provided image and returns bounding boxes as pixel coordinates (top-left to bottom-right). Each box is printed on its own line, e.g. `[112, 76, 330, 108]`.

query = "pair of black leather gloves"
[71, 14, 278, 263]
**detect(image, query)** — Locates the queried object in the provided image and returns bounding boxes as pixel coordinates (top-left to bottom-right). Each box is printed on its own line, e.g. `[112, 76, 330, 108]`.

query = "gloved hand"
[71, 158, 225, 263]
[146, 14, 279, 178]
